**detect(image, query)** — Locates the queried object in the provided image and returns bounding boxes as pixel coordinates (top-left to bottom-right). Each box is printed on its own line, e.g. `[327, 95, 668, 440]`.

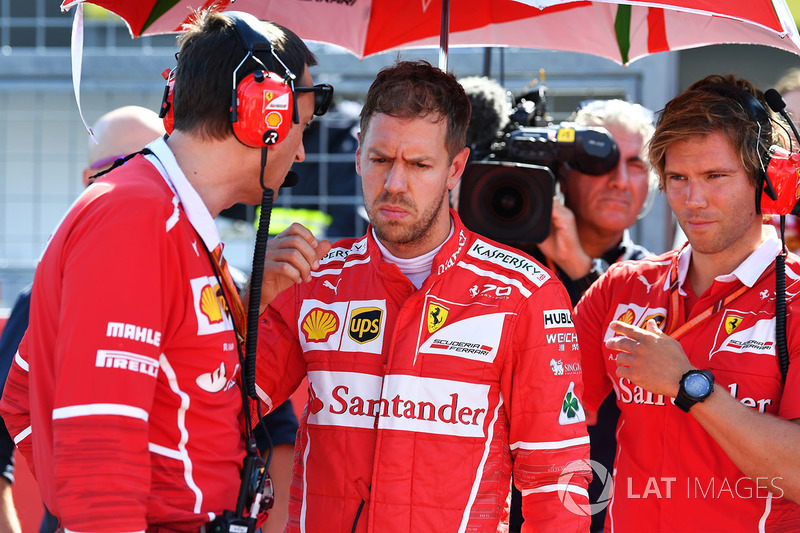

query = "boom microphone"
[765, 88, 800, 147]
[281, 171, 299, 188]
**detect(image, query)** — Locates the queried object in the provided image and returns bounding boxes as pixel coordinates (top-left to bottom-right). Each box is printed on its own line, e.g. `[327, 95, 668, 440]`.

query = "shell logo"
[200, 283, 223, 324]
[302, 308, 339, 342]
[616, 309, 635, 325]
[266, 111, 282, 128]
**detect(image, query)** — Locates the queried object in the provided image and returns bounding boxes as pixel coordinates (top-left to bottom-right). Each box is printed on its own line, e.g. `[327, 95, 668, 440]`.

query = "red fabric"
[0, 155, 246, 532]
[575, 246, 800, 532]
[256, 211, 591, 533]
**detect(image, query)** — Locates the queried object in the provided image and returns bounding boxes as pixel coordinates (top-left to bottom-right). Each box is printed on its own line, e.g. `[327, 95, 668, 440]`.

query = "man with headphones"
[0, 9, 331, 532]
[574, 74, 800, 531]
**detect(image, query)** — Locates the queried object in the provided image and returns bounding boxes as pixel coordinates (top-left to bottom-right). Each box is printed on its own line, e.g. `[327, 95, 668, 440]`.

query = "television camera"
[458, 79, 620, 248]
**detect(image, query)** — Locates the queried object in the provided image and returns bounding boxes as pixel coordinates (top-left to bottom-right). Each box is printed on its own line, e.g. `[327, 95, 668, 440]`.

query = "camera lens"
[458, 161, 555, 246]
[490, 184, 527, 222]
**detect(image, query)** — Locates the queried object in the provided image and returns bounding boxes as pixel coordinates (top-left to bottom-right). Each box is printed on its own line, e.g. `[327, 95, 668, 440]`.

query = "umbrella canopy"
[61, 0, 800, 65]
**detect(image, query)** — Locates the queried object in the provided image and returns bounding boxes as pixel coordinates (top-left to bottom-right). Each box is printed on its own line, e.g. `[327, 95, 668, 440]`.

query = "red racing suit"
[256, 211, 591, 532]
[0, 138, 246, 532]
[575, 234, 800, 532]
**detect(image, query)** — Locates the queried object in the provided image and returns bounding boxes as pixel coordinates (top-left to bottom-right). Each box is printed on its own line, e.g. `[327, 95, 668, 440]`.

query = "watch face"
[684, 373, 711, 398]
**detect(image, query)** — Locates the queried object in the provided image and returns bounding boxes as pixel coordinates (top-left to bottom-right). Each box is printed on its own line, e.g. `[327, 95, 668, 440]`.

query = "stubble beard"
[369, 187, 449, 246]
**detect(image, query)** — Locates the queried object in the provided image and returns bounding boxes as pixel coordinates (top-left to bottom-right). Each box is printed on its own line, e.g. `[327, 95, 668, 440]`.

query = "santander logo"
[306, 370, 491, 438]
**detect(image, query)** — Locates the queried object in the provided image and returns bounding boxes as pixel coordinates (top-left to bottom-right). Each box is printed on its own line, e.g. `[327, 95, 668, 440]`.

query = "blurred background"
[1, 0, 800, 310]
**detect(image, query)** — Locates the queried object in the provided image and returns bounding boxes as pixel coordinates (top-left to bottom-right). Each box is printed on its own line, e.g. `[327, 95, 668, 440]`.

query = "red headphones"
[707, 84, 800, 216]
[159, 11, 296, 148]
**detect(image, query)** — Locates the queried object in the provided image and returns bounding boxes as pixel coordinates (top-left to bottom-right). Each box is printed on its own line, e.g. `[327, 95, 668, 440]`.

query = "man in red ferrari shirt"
[253, 60, 591, 533]
[575, 74, 800, 531]
[0, 9, 331, 532]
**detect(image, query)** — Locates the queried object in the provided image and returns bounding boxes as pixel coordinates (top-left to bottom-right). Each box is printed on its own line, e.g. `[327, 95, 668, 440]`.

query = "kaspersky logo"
[302, 308, 339, 342]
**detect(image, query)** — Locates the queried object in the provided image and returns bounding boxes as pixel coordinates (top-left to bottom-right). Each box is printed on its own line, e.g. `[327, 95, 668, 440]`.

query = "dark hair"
[648, 74, 786, 190]
[173, 9, 317, 140]
[359, 60, 471, 160]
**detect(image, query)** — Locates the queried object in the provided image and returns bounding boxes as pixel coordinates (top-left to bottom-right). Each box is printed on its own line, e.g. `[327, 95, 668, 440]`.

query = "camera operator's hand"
[246, 223, 332, 316]
[537, 198, 592, 279]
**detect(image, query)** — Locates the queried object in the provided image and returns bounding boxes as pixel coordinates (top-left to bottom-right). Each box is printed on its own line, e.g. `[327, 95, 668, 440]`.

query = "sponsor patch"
[95, 350, 159, 378]
[348, 307, 383, 343]
[467, 239, 550, 286]
[725, 314, 744, 335]
[190, 276, 235, 336]
[711, 311, 775, 360]
[427, 303, 449, 333]
[559, 382, 586, 425]
[196, 361, 238, 393]
[543, 309, 574, 329]
[603, 304, 668, 342]
[549, 358, 581, 376]
[298, 299, 386, 354]
[106, 322, 161, 347]
[302, 308, 340, 343]
[419, 313, 506, 363]
[307, 370, 490, 438]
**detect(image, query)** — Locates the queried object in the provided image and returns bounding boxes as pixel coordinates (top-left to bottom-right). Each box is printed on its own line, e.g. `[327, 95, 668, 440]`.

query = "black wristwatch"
[675, 369, 715, 413]
[572, 258, 610, 294]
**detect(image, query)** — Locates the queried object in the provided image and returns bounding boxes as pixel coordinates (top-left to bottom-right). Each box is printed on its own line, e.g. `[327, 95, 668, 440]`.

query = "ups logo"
[349, 307, 383, 343]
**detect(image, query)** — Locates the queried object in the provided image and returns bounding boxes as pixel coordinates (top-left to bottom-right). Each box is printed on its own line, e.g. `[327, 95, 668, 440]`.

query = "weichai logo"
[302, 308, 339, 342]
[306, 371, 490, 438]
[348, 307, 382, 343]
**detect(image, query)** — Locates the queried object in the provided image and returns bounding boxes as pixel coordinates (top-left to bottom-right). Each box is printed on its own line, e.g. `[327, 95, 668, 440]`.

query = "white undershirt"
[372, 221, 454, 289]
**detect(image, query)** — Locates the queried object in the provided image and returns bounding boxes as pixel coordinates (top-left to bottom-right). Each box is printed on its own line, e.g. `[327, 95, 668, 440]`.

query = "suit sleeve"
[505, 280, 591, 533]
[47, 203, 173, 532]
[574, 268, 616, 413]
[255, 290, 308, 425]
[0, 333, 32, 479]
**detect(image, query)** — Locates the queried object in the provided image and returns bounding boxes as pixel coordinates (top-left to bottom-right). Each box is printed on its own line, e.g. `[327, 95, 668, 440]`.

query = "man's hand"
[606, 319, 694, 398]
[254, 223, 331, 315]
[537, 198, 592, 279]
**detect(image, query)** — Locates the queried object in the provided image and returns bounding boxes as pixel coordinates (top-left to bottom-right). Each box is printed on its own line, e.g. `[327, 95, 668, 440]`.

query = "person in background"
[510, 98, 656, 532]
[0, 9, 327, 531]
[252, 59, 590, 533]
[576, 74, 800, 531]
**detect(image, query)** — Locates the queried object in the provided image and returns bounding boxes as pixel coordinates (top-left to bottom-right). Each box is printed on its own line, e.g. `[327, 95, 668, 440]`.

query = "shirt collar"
[144, 136, 222, 253]
[676, 225, 781, 291]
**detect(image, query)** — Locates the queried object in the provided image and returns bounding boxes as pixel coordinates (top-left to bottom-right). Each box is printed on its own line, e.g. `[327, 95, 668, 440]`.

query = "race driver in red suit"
[253, 60, 591, 532]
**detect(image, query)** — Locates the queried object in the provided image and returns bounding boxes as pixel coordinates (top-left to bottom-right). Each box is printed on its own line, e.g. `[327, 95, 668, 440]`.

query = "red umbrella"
[61, 0, 800, 66]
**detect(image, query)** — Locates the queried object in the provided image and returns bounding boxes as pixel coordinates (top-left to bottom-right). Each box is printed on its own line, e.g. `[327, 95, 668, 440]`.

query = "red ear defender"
[232, 71, 293, 148]
[761, 146, 800, 215]
[159, 68, 175, 135]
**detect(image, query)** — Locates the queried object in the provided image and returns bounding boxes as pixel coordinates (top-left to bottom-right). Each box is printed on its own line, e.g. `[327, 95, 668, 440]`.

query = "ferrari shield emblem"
[427, 303, 449, 333]
[725, 315, 744, 335]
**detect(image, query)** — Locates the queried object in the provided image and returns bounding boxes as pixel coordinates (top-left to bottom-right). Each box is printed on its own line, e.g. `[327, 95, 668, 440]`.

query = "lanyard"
[665, 246, 771, 340]
[207, 243, 247, 344]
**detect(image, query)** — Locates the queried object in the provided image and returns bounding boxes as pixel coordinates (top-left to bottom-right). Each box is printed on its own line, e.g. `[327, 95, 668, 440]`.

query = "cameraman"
[510, 98, 656, 533]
